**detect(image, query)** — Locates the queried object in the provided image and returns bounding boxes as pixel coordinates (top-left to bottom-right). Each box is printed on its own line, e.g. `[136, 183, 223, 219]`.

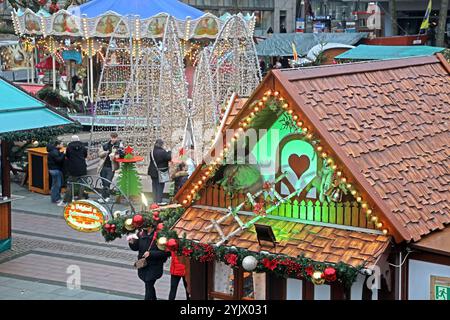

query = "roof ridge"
[278, 55, 440, 81]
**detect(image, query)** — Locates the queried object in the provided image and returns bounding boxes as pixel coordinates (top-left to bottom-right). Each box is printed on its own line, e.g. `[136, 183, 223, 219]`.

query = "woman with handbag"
[128, 224, 170, 300]
[148, 139, 172, 204]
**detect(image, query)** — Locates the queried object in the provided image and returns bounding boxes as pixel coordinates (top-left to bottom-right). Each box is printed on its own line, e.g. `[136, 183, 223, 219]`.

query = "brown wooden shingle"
[172, 207, 390, 268]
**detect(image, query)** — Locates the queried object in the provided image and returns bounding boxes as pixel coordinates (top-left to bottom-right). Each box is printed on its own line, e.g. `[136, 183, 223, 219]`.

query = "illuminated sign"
[64, 200, 110, 232]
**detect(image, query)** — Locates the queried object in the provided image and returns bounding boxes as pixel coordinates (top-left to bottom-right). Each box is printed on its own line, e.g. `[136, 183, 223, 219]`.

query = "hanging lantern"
[242, 255, 258, 271]
[325, 185, 343, 202]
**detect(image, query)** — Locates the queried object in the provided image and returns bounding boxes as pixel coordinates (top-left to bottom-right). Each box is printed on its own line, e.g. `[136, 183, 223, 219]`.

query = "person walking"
[172, 162, 189, 195]
[98, 132, 123, 203]
[148, 139, 171, 204]
[128, 224, 170, 300]
[63, 135, 88, 203]
[168, 249, 190, 300]
[47, 141, 65, 206]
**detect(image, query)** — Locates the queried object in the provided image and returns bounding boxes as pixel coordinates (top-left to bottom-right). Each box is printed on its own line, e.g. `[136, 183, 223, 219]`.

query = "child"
[172, 162, 189, 195]
[168, 248, 190, 300]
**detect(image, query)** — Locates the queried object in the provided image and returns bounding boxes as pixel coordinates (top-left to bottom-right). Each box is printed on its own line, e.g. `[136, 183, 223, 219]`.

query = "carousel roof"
[69, 0, 204, 19]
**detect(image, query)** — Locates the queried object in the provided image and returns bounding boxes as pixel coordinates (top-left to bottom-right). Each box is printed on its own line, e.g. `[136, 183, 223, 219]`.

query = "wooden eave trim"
[175, 74, 275, 207]
[436, 53, 450, 74]
[270, 70, 411, 243]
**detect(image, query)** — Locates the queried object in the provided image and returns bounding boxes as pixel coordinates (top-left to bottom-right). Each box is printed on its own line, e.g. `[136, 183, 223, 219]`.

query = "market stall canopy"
[255, 33, 368, 57]
[68, 0, 204, 19]
[0, 77, 73, 134]
[335, 44, 446, 61]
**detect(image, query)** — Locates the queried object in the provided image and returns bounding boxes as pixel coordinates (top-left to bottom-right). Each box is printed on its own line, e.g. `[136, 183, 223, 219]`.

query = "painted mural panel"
[52, 13, 80, 34]
[95, 15, 128, 36]
[24, 13, 41, 33]
[194, 17, 219, 37]
[147, 16, 167, 38]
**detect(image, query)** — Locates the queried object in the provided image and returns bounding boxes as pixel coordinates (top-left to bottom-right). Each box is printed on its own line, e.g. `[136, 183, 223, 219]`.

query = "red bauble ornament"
[49, 3, 59, 13]
[323, 267, 337, 282]
[166, 238, 178, 251]
[305, 265, 314, 277]
[132, 215, 144, 228]
[104, 223, 111, 231]
[38, 0, 48, 6]
[156, 223, 164, 231]
[150, 203, 159, 210]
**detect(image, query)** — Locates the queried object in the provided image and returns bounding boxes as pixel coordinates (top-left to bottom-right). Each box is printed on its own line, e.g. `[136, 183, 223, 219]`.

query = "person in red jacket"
[168, 250, 190, 300]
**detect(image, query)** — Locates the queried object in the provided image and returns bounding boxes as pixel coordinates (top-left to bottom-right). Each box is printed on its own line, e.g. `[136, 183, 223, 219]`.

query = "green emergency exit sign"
[434, 285, 449, 300]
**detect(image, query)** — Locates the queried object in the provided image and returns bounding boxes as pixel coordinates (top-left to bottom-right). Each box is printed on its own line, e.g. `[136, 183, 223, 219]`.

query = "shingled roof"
[268, 54, 450, 242]
[172, 207, 390, 268]
[174, 54, 449, 261]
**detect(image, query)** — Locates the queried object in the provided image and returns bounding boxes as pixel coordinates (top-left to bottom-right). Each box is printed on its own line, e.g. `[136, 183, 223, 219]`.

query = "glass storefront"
[309, 0, 367, 33]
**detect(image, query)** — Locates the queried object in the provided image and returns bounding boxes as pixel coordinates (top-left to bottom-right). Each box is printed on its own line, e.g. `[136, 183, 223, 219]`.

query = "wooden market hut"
[0, 77, 74, 252]
[171, 54, 450, 300]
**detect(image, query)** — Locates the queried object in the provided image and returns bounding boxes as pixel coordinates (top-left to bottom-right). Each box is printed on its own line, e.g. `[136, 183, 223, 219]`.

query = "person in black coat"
[128, 225, 170, 300]
[47, 141, 65, 205]
[63, 135, 88, 203]
[148, 139, 171, 204]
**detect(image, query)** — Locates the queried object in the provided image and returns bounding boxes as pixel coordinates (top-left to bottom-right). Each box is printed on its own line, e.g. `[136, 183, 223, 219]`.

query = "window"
[209, 261, 267, 300]
[213, 261, 234, 296]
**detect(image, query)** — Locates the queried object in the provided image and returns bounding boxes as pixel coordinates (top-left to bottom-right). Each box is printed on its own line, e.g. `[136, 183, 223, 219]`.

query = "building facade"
[181, 0, 297, 35]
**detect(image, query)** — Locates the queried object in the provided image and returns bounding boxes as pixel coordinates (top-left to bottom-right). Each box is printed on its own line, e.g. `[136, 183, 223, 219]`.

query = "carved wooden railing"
[195, 185, 376, 230]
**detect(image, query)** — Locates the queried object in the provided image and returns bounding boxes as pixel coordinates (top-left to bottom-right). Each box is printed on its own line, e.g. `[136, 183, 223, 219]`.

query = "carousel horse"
[74, 80, 88, 108]
[37, 72, 45, 84]
[59, 75, 74, 101]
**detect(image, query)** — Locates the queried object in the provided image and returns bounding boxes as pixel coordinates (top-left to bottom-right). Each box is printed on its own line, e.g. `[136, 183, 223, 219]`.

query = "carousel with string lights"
[12, 0, 260, 168]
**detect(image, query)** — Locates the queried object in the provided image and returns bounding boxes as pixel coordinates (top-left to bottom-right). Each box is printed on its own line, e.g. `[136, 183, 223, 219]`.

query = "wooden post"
[1, 141, 12, 242]
[389, 0, 398, 36]
[1, 141, 11, 197]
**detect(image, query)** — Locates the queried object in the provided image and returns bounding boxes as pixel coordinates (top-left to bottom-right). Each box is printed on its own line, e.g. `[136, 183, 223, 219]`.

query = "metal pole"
[31, 48, 35, 83]
[89, 55, 94, 102]
[52, 53, 56, 90]
[86, 55, 91, 102]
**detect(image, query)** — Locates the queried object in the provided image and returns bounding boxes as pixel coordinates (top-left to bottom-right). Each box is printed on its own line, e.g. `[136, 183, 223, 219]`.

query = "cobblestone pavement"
[0, 205, 186, 300]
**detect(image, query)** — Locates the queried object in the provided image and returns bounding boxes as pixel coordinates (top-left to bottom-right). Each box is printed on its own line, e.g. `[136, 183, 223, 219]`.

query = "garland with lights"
[177, 237, 361, 289]
[100, 203, 361, 287]
[0, 122, 82, 142]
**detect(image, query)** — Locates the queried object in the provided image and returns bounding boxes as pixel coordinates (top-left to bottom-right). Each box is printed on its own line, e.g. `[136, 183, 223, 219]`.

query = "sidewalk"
[0, 182, 186, 300]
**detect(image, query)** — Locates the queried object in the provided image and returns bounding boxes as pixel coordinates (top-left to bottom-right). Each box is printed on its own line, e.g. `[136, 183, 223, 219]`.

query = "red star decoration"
[124, 146, 134, 154]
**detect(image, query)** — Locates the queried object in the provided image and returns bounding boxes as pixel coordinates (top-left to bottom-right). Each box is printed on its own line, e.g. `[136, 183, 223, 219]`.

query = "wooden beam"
[189, 259, 208, 300]
[302, 280, 314, 300]
[266, 273, 286, 300]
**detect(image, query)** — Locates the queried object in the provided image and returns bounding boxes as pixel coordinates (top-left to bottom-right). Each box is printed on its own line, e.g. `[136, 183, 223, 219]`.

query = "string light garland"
[180, 90, 390, 236]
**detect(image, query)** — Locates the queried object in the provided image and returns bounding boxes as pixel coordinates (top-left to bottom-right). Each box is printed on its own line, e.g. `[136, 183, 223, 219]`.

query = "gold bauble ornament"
[113, 211, 122, 219]
[124, 218, 135, 231]
[157, 237, 167, 251]
[311, 271, 325, 285]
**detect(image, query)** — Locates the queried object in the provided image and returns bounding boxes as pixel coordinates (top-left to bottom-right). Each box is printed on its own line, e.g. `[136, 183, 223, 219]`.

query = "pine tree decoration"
[116, 146, 144, 198]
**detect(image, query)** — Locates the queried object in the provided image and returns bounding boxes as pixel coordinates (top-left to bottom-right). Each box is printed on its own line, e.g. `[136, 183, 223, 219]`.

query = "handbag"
[151, 150, 170, 183]
[134, 232, 158, 269]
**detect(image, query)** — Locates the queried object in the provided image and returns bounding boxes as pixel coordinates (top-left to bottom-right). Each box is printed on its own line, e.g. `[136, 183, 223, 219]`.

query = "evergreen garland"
[0, 123, 82, 142]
